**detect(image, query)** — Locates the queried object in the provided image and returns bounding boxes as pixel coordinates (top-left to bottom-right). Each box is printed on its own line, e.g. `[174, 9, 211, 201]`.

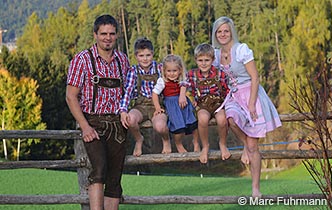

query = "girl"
[152, 54, 199, 153]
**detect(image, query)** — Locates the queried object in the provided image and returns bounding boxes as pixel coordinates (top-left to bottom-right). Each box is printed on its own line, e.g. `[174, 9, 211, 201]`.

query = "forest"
[0, 0, 102, 42]
[0, 0, 331, 160]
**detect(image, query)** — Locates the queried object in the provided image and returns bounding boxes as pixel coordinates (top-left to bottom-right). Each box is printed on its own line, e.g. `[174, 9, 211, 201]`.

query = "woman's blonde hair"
[162, 54, 187, 82]
[212, 16, 239, 49]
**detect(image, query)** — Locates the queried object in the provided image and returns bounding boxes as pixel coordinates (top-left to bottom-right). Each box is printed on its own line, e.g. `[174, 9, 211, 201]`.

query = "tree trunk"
[17, 139, 20, 161]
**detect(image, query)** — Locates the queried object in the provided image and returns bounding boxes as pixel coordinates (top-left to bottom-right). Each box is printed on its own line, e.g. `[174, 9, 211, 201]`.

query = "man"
[66, 14, 129, 210]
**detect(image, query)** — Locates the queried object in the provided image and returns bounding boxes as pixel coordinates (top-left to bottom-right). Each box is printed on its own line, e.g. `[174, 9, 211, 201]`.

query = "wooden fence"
[0, 112, 331, 209]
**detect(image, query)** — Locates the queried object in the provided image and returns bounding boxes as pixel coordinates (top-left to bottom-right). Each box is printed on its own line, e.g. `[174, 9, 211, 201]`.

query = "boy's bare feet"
[241, 148, 250, 164]
[220, 144, 231, 160]
[199, 147, 209, 164]
[161, 138, 172, 154]
[176, 144, 188, 153]
[133, 135, 144, 157]
[193, 142, 201, 152]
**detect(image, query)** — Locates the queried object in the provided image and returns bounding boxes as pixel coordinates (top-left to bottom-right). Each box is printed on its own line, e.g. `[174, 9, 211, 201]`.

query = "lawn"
[0, 164, 325, 210]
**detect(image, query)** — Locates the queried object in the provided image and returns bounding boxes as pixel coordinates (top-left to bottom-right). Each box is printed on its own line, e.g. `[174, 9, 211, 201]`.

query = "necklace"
[222, 52, 229, 61]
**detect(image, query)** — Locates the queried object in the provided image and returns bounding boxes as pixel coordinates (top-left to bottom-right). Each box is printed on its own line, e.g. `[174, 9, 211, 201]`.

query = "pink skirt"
[219, 82, 281, 138]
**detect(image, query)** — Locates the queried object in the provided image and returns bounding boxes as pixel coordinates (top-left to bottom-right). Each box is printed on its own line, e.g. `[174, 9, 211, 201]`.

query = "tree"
[278, 0, 331, 113]
[0, 68, 46, 160]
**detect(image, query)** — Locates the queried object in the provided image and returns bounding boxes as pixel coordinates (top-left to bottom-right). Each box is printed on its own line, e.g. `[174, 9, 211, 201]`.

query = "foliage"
[0, 68, 46, 160]
[0, 0, 102, 42]
[289, 53, 332, 208]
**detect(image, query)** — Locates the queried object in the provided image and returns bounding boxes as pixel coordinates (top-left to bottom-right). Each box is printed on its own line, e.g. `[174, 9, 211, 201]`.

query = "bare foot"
[252, 189, 262, 198]
[199, 147, 209, 164]
[176, 144, 188, 153]
[241, 148, 250, 164]
[133, 135, 144, 157]
[220, 145, 231, 160]
[193, 141, 201, 152]
[161, 139, 172, 154]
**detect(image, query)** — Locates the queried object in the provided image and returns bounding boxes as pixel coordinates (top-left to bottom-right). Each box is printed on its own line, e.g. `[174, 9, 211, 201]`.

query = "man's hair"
[194, 43, 215, 59]
[93, 14, 118, 33]
[134, 37, 154, 54]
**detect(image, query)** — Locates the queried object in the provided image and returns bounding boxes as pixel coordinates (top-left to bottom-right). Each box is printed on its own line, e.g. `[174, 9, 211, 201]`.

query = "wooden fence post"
[74, 139, 90, 210]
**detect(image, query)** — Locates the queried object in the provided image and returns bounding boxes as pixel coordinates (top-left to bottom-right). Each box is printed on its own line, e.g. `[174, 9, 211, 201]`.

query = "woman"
[212, 16, 282, 198]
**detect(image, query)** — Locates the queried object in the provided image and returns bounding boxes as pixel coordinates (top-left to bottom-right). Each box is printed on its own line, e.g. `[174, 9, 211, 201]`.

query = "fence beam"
[1, 150, 331, 169]
[0, 194, 325, 205]
[124, 150, 332, 165]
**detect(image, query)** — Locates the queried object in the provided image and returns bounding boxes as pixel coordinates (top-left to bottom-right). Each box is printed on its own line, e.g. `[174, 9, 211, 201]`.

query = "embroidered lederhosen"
[135, 66, 159, 105]
[195, 69, 226, 114]
[86, 49, 126, 144]
[131, 66, 161, 121]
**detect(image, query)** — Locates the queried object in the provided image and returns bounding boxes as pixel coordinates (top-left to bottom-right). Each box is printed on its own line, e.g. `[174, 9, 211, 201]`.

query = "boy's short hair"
[194, 43, 215, 60]
[134, 37, 154, 54]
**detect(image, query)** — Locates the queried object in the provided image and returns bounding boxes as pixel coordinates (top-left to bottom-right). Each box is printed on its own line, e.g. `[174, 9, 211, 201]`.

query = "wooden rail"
[0, 194, 326, 205]
[0, 112, 331, 208]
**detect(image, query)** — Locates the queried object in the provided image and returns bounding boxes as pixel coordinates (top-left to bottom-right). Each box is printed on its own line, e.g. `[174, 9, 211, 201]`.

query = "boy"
[119, 37, 171, 156]
[187, 43, 230, 163]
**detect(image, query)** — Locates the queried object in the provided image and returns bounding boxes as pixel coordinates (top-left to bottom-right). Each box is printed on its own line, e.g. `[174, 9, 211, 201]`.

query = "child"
[152, 54, 200, 153]
[187, 43, 230, 163]
[119, 37, 171, 156]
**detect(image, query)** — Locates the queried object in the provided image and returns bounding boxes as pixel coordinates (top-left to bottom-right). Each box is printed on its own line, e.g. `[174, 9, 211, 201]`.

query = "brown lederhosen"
[131, 67, 160, 121]
[82, 50, 127, 198]
[195, 70, 225, 115]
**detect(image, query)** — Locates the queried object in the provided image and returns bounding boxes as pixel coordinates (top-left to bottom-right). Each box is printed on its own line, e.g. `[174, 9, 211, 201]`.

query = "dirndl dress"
[221, 82, 281, 138]
[163, 95, 198, 135]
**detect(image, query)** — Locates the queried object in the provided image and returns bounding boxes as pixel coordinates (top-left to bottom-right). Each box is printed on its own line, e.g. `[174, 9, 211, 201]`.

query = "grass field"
[0, 164, 326, 210]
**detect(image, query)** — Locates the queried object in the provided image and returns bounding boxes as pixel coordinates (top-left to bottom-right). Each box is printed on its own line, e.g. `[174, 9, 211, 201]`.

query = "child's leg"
[152, 113, 171, 154]
[215, 110, 231, 160]
[192, 129, 201, 152]
[173, 133, 187, 153]
[197, 109, 211, 163]
[128, 109, 144, 157]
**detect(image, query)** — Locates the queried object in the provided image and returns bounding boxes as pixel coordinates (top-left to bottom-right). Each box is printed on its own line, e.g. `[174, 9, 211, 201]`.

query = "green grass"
[0, 164, 326, 210]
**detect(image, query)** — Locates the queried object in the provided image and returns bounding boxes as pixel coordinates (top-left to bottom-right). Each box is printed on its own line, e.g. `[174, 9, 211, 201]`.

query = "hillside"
[0, 0, 102, 42]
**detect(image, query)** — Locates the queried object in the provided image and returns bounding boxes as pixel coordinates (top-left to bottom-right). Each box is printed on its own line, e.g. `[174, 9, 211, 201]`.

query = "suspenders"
[87, 49, 124, 113]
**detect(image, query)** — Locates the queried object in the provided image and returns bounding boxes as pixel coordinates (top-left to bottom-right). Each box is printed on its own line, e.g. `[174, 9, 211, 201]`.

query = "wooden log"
[0, 194, 326, 205]
[0, 159, 83, 169]
[1, 150, 331, 169]
[0, 130, 81, 140]
[74, 139, 90, 210]
[124, 150, 332, 165]
[0, 111, 331, 140]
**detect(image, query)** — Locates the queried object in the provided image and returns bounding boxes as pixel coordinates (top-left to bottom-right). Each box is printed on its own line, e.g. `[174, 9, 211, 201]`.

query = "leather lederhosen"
[195, 69, 226, 114]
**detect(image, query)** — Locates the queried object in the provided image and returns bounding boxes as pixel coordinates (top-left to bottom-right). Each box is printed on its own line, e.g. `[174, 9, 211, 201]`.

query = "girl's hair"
[162, 54, 186, 82]
[194, 43, 215, 59]
[211, 16, 239, 49]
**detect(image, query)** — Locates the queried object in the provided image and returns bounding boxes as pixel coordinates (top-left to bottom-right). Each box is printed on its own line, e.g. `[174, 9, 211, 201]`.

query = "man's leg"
[104, 197, 120, 210]
[88, 183, 104, 210]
